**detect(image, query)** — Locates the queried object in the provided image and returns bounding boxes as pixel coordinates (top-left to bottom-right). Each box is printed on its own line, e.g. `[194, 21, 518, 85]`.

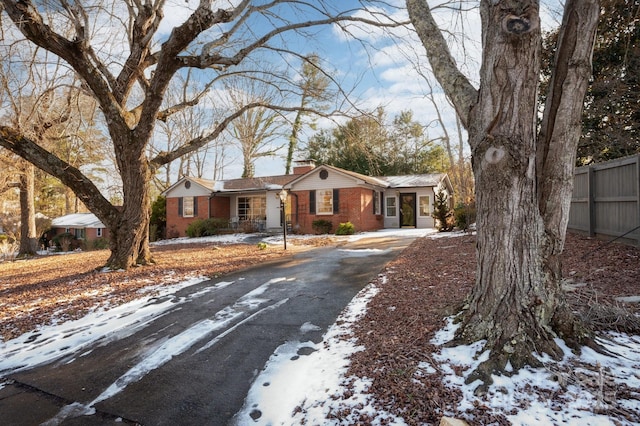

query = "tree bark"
[407, 0, 600, 385]
[18, 163, 38, 257]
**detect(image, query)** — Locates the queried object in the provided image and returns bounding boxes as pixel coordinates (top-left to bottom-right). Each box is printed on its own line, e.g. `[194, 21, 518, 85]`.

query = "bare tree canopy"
[407, 0, 600, 385]
[0, 0, 406, 269]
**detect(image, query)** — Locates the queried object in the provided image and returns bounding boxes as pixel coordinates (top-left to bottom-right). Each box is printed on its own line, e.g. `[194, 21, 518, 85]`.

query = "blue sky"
[211, 0, 477, 179]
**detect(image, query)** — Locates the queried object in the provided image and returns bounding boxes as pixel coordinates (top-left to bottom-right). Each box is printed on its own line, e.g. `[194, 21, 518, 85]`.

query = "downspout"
[290, 192, 299, 231]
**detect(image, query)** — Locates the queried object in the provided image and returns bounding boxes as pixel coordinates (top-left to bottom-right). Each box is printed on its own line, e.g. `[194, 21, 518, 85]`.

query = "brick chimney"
[292, 159, 316, 175]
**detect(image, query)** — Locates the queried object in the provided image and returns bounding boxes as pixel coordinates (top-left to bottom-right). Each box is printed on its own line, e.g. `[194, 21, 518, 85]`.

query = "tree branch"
[406, 0, 477, 129]
[0, 126, 118, 223]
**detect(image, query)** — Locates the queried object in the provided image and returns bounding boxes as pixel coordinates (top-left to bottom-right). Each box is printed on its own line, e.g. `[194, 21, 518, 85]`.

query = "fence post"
[637, 156, 640, 246]
[587, 165, 596, 237]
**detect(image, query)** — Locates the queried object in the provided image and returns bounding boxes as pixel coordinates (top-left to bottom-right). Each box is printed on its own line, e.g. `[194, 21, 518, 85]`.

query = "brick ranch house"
[163, 162, 454, 237]
[47, 212, 109, 248]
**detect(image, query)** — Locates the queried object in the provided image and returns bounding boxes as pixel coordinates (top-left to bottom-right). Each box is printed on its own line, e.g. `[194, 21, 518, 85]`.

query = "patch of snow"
[615, 295, 640, 303]
[300, 322, 322, 333]
[430, 317, 640, 425]
[0, 276, 208, 375]
[233, 283, 411, 426]
[338, 248, 392, 257]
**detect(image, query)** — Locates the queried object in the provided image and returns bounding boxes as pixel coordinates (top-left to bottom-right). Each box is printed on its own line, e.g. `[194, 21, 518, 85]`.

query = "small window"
[97, 228, 103, 238]
[386, 197, 397, 217]
[183, 196, 194, 217]
[316, 189, 333, 215]
[419, 195, 431, 216]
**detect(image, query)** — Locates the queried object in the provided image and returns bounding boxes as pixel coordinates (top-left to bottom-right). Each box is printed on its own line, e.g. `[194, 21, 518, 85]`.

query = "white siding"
[383, 187, 437, 229]
[290, 169, 361, 191]
[165, 181, 211, 198]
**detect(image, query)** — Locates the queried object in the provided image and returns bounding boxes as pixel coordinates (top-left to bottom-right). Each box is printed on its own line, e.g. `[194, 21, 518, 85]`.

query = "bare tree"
[0, 42, 85, 255]
[285, 54, 331, 174]
[224, 75, 286, 178]
[0, 1, 405, 270]
[407, 0, 599, 385]
[150, 72, 229, 193]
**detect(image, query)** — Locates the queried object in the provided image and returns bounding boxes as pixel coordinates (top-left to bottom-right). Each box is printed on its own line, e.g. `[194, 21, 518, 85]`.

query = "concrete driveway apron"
[0, 231, 422, 425]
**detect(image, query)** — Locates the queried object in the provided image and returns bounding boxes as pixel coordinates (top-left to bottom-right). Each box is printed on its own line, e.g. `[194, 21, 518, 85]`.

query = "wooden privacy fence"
[569, 154, 640, 246]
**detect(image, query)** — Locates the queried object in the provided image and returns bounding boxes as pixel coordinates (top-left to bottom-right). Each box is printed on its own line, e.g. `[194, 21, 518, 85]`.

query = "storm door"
[399, 193, 416, 228]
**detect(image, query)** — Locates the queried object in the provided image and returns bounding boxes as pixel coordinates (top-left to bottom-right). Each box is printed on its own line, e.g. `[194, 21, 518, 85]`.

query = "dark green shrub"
[186, 218, 228, 238]
[91, 238, 110, 250]
[150, 196, 167, 241]
[186, 219, 207, 238]
[432, 190, 454, 232]
[204, 218, 228, 235]
[312, 219, 333, 234]
[454, 202, 476, 231]
[336, 221, 355, 235]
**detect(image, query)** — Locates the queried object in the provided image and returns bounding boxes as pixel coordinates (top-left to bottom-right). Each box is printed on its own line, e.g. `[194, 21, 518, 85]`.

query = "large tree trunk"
[457, 0, 562, 381]
[407, 0, 600, 385]
[104, 131, 153, 269]
[18, 163, 38, 257]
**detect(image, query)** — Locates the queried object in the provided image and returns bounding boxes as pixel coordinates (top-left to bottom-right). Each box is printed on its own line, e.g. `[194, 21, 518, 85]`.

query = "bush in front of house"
[91, 238, 109, 250]
[335, 221, 355, 235]
[312, 219, 333, 234]
[149, 195, 166, 241]
[453, 202, 476, 231]
[432, 190, 454, 232]
[186, 218, 228, 238]
[52, 232, 79, 251]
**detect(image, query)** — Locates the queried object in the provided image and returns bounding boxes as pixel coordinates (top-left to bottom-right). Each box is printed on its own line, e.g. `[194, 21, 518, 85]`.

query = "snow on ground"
[3, 229, 637, 425]
[232, 279, 408, 426]
[431, 318, 640, 425]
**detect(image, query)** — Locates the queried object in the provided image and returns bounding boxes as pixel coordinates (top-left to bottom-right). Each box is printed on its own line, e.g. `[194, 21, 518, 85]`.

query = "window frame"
[96, 228, 103, 238]
[373, 191, 381, 215]
[316, 189, 334, 215]
[386, 196, 397, 217]
[418, 195, 431, 217]
[237, 195, 267, 220]
[183, 196, 195, 217]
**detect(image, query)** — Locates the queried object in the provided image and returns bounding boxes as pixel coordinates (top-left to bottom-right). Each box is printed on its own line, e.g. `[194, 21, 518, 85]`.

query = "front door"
[399, 193, 416, 228]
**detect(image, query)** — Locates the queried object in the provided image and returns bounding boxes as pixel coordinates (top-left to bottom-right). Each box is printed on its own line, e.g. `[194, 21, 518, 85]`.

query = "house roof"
[377, 173, 448, 188]
[220, 175, 297, 192]
[165, 167, 452, 196]
[51, 213, 105, 229]
[284, 164, 390, 189]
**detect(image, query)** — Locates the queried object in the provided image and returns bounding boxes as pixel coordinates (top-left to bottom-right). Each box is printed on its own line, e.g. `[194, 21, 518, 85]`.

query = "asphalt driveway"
[0, 231, 423, 425]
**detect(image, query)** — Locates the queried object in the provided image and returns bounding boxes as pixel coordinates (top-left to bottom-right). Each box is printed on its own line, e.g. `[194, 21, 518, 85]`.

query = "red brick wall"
[48, 227, 109, 249]
[210, 196, 230, 220]
[166, 195, 211, 238]
[292, 188, 383, 234]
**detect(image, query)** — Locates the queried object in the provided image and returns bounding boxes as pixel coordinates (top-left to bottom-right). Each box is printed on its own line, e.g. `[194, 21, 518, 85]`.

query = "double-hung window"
[386, 196, 397, 217]
[419, 195, 431, 216]
[178, 196, 197, 217]
[310, 189, 338, 215]
[183, 196, 195, 217]
[316, 189, 333, 215]
[373, 191, 382, 215]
